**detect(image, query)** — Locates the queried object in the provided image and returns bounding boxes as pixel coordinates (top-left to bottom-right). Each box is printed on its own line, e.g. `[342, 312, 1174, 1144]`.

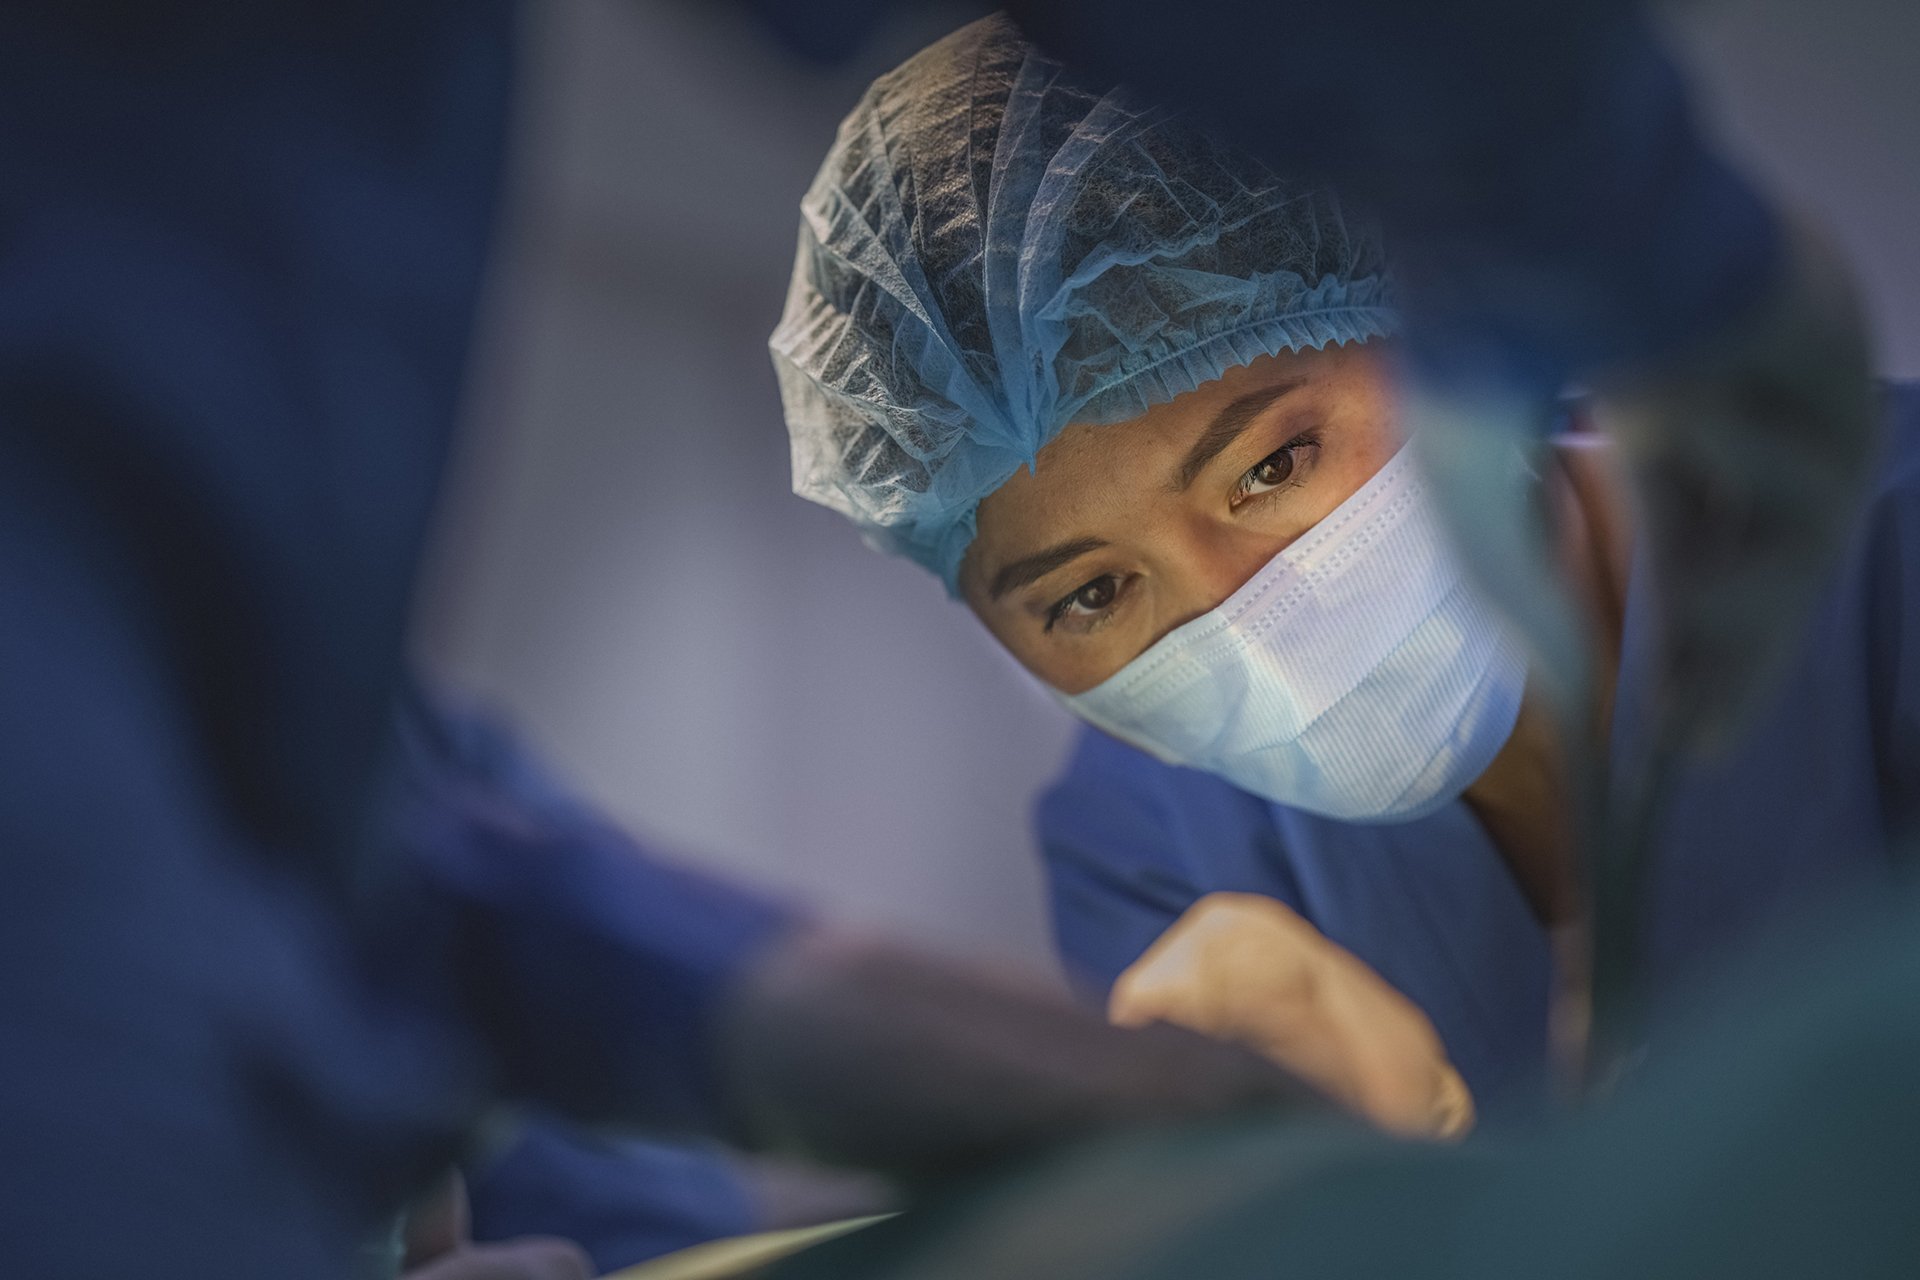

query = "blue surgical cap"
[771, 13, 1398, 592]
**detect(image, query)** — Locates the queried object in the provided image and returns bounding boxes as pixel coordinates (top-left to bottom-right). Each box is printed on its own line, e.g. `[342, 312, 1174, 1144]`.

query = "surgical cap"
[771, 13, 1397, 591]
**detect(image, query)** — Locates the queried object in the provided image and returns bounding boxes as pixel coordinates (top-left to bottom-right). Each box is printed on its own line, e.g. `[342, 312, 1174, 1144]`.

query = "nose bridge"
[1157, 513, 1280, 635]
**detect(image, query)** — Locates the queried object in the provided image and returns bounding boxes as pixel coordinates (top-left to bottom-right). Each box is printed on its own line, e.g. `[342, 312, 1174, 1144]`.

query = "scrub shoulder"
[1036, 728, 1305, 1001]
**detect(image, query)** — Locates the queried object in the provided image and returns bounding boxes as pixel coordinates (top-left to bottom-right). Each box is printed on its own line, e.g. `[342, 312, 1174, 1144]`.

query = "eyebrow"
[1169, 379, 1306, 492]
[987, 536, 1110, 602]
[982, 379, 1306, 605]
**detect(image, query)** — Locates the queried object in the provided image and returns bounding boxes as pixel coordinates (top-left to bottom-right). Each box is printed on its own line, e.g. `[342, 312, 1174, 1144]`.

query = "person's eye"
[1232, 431, 1321, 508]
[1045, 573, 1127, 633]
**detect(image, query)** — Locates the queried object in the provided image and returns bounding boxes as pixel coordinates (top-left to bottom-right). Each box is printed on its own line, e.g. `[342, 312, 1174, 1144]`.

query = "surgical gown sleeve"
[388, 693, 800, 1141]
[466, 1116, 759, 1275]
[1036, 729, 1304, 1001]
[0, 5, 522, 1272]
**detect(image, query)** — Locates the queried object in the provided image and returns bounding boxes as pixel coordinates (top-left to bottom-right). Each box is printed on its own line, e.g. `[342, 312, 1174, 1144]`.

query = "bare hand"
[1109, 893, 1474, 1139]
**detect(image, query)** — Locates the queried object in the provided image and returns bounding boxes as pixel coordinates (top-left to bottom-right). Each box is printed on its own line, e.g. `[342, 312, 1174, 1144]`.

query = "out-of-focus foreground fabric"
[776, 871, 1920, 1280]
[0, 2, 522, 1272]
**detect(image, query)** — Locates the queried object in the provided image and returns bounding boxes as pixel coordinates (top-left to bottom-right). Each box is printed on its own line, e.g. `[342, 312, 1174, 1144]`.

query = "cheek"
[984, 617, 1083, 694]
[963, 599, 1052, 684]
[1027, 638, 1147, 697]
[967, 604, 1134, 697]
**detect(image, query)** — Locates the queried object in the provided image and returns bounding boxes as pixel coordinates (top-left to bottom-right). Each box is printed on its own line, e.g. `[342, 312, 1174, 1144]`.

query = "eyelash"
[1045, 573, 1129, 634]
[1043, 429, 1322, 634]
[1231, 430, 1322, 508]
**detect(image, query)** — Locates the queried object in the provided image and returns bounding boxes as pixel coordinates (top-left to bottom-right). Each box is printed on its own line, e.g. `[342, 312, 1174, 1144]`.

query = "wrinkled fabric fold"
[772, 14, 1396, 589]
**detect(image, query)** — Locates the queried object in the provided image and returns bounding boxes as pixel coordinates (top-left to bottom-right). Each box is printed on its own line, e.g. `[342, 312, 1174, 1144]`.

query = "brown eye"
[1047, 573, 1125, 631]
[1249, 450, 1295, 489]
[1234, 433, 1321, 506]
[1073, 577, 1117, 612]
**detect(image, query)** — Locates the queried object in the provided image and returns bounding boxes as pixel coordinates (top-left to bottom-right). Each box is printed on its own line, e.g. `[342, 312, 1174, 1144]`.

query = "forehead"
[970, 348, 1339, 546]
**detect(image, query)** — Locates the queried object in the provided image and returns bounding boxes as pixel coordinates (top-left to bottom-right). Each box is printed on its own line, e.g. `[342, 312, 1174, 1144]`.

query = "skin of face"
[960, 342, 1405, 696]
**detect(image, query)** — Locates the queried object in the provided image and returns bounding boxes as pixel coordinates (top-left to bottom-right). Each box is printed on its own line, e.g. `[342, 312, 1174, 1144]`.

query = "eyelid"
[1231, 430, 1322, 506]
[1043, 577, 1099, 630]
[1044, 571, 1132, 634]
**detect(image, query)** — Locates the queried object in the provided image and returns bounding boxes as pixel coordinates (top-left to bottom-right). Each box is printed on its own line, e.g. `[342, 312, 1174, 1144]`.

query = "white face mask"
[1059, 445, 1528, 823]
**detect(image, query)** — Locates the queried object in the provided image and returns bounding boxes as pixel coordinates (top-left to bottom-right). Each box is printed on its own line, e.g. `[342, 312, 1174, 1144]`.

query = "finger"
[1107, 969, 1199, 1031]
[1430, 1064, 1476, 1140]
[1343, 1038, 1475, 1140]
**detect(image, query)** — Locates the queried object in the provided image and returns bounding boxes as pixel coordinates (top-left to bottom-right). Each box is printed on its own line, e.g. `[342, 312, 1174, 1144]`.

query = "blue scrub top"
[1038, 383, 1920, 1111]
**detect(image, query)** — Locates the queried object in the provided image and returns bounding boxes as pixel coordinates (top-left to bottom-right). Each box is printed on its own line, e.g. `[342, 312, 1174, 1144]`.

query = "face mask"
[1060, 445, 1528, 823]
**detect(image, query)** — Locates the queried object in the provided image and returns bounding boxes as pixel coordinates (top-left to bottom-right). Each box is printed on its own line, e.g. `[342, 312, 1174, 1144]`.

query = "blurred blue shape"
[467, 1119, 757, 1275]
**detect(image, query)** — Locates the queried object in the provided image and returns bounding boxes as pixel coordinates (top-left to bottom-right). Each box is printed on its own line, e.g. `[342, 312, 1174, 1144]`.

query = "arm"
[389, 694, 1325, 1176]
[389, 694, 797, 1138]
[464, 1121, 760, 1275]
[1038, 729, 1472, 1137]
[778, 881, 1920, 1280]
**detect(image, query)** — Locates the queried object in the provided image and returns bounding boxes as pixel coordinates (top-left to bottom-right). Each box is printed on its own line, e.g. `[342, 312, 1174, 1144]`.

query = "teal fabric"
[776, 879, 1920, 1280]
